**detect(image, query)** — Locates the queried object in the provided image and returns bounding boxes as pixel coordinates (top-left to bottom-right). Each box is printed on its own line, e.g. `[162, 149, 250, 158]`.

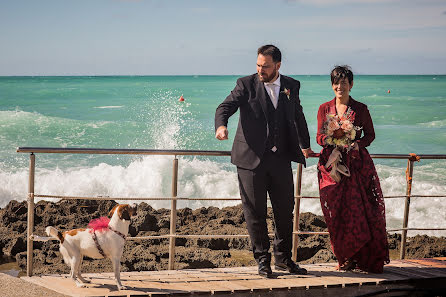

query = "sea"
[0, 75, 445, 236]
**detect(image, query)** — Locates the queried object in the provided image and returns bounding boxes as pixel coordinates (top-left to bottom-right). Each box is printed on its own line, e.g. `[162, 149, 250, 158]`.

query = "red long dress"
[316, 97, 389, 273]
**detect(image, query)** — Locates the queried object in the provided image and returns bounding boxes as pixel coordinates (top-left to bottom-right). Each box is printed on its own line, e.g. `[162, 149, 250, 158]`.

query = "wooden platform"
[22, 259, 446, 297]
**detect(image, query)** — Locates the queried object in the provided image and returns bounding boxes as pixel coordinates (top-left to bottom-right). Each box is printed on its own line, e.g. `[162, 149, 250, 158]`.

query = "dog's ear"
[129, 204, 137, 216]
[118, 204, 131, 221]
[119, 205, 130, 221]
[111, 204, 136, 220]
[109, 204, 119, 218]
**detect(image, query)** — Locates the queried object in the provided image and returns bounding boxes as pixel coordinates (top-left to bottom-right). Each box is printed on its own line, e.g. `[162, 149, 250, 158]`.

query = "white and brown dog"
[46, 204, 137, 290]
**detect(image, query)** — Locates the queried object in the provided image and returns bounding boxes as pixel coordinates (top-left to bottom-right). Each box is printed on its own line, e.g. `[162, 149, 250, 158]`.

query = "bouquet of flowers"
[323, 108, 361, 152]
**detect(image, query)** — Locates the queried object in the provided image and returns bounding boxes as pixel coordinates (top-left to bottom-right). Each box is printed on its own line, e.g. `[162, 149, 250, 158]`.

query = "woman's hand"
[351, 141, 359, 151]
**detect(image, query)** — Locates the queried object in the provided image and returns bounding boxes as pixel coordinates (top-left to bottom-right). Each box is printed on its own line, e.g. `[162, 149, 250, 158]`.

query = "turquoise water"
[0, 75, 445, 235]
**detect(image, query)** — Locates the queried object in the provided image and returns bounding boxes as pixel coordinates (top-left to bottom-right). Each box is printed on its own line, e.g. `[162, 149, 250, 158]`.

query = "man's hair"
[257, 45, 281, 63]
[330, 65, 354, 84]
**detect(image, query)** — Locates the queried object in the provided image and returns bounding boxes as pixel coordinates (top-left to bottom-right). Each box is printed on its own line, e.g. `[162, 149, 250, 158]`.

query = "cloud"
[277, 4, 446, 31]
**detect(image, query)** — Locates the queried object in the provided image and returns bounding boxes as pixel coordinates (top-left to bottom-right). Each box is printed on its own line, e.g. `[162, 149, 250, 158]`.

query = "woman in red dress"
[316, 65, 389, 273]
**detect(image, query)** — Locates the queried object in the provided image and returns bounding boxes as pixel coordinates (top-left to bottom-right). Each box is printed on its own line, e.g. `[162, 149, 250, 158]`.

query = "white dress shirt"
[264, 74, 281, 109]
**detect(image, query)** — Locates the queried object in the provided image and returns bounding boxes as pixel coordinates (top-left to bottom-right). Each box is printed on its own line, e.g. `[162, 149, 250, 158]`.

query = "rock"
[295, 241, 325, 262]
[303, 249, 336, 264]
[405, 235, 446, 258]
[0, 200, 27, 228]
[197, 238, 230, 250]
[0, 199, 444, 275]
[5, 236, 26, 257]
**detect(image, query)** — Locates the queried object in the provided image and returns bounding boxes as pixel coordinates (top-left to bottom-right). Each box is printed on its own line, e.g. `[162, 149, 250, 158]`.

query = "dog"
[46, 203, 137, 290]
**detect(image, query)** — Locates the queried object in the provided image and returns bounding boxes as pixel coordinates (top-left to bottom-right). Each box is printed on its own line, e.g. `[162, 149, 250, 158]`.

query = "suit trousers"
[237, 151, 295, 264]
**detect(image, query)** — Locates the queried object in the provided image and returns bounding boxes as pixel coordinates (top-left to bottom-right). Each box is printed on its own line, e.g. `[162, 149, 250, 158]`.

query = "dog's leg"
[71, 253, 86, 288]
[111, 257, 126, 290]
[76, 256, 91, 284]
[65, 246, 78, 285]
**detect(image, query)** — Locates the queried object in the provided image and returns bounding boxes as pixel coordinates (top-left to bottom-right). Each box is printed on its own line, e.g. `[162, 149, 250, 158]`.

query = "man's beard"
[258, 70, 278, 83]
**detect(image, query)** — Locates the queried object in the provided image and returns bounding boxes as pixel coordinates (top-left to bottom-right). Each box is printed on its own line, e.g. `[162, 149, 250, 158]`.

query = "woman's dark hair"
[330, 65, 353, 84]
[257, 45, 281, 63]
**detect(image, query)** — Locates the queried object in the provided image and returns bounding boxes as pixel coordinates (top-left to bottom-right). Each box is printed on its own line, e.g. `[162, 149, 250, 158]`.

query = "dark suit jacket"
[215, 73, 310, 170]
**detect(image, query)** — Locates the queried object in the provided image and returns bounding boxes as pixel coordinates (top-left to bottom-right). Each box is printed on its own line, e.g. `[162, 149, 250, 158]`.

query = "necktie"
[266, 83, 278, 152]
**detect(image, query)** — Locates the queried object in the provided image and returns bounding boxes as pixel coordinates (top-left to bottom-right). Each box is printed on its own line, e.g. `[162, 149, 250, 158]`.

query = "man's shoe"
[275, 259, 307, 275]
[258, 261, 273, 278]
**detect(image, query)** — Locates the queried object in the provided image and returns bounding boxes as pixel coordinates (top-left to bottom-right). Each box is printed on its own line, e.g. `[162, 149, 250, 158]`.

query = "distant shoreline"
[1, 74, 446, 78]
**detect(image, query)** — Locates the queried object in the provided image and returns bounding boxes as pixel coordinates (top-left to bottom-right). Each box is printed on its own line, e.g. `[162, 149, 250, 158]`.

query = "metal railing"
[16, 147, 446, 277]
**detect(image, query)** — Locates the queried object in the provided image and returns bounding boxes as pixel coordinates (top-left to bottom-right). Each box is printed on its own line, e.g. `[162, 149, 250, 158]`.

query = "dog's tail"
[46, 226, 64, 244]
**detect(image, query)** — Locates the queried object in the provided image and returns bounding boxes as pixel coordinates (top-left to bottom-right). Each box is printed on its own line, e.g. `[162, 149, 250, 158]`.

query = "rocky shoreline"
[0, 199, 445, 275]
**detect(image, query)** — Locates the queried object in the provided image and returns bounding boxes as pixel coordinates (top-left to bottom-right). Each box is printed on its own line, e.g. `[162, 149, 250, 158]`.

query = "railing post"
[27, 153, 36, 277]
[168, 156, 179, 270]
[400, 159, 414, 259]
[292, 163, 303, 262]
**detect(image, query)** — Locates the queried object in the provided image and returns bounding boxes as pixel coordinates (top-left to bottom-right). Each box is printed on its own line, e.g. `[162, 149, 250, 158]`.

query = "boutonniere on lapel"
[281, 88, 291, 100]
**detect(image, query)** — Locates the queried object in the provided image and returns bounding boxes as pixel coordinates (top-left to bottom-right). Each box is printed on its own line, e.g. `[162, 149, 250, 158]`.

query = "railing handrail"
[16, 146, 446, 159]
[29, 194, 446, 201]
[17, 147, 231, 156]
[17, 147, 446, 277]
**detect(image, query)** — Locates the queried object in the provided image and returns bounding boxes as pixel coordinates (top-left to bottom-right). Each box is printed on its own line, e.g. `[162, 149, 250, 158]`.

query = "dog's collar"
[108, 226, 126, 240]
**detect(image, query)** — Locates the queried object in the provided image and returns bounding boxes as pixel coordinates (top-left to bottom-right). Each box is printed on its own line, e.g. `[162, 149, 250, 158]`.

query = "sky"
[1, 0, 445, 75]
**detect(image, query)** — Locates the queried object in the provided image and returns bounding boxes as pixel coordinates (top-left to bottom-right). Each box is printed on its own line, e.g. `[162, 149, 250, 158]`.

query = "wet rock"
[5, 236, 26, 257]
[197, 238, 230, 250]
[0, 199, 444, 275]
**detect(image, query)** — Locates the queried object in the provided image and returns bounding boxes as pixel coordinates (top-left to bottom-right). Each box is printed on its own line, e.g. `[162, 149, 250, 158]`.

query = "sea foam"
[93, 106, 124, 109]
[1, 157, 444, 236]
[419, 119, 446, 128]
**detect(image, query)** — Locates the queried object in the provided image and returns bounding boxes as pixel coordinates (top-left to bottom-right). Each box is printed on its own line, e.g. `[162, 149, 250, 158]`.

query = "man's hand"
[215, 126, 228, 140]
[301, 147, 314, 158]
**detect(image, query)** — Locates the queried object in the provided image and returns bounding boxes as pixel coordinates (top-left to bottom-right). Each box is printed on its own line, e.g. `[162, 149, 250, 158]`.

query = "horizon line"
[1, 73, 445, 77]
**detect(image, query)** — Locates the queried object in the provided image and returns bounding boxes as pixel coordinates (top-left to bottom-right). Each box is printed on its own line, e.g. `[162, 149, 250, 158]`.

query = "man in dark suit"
[215, 45, 313, 278]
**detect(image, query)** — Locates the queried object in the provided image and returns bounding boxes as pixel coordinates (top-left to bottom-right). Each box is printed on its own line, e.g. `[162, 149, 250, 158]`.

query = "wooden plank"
[196, 280, 251, 294]
[384, 266, 431, 279]
[405, 259, 446, 268]
[21, 262, 446, 297]
[232, 277, 311, 291]
[308, 261, 440, 284]
[280, 276, 331, 289]
[124, 274, 201, 283]
[21, 276, 80, 297]
[309, 265, 408, 286]
[318, 270, 366, 287]
[375, 269, 410, 284]
[122, 279, 209, 295]
[389, 260, 427, 268]
[30, 275, 110, 297]
[229, 279, 274, 291]
[308, 271, 362, 287]
[35, 274, 172, 297]
[396, 267, 446, 278]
